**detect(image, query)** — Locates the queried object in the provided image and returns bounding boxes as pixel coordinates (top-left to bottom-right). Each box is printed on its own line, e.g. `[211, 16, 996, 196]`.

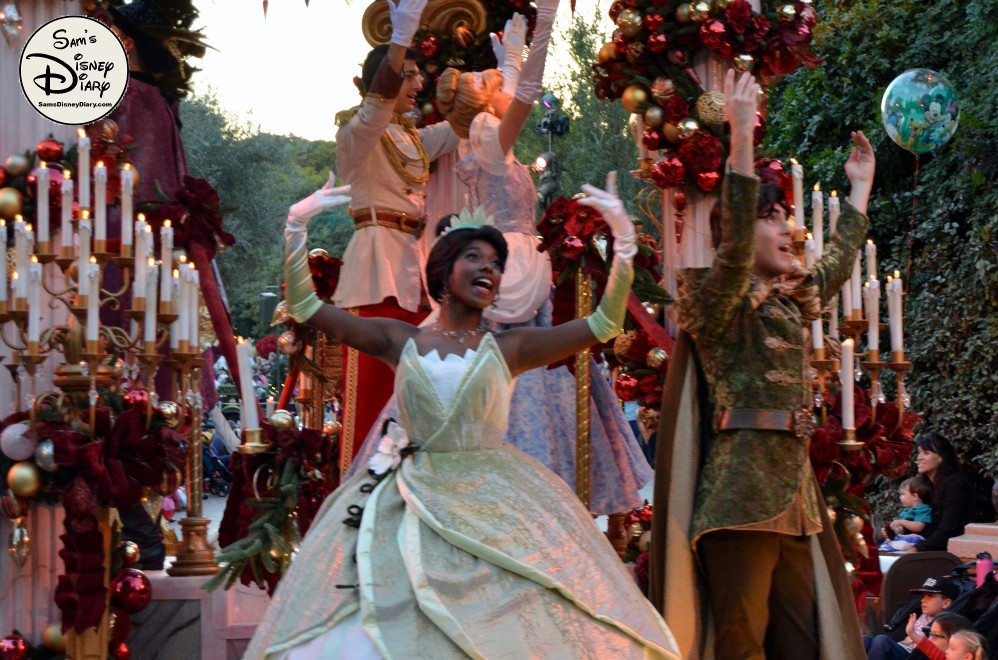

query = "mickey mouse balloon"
[881, 68, 959, 154]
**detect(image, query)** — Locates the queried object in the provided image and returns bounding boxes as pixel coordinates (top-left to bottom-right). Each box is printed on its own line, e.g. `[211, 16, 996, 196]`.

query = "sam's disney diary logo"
[19, 15, 128, 125]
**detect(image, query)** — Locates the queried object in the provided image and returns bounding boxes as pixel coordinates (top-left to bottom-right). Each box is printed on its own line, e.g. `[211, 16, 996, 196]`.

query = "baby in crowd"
[880, 475, 934, 552]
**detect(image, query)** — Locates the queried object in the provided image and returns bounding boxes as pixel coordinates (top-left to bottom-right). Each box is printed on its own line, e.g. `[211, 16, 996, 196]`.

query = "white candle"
[865, 240, 877, 280]
[265, 396, 275, 418]
[169, 270, 180, 350]
[77, 218, 92, 299]
[828, 295, 839, 341]
[790, 160, 804, 233]
[144, 258, 158, 344]
[36, 165, 50, 244]
[803, 238, 822, 350]
[841, 283, 852, 322]
[27, 258, 41, 342]
[120, 165, 133, 248]
[0, 220, 6, 302]
[93, 161, 107, 242]
[864, 279, 880, 354]
[811, 183, 823, 259]
[189, 265, 200, 350]
[176, 262, 190, 344]
[236, 338, 260, 430]
[840, 339, 855, 429]
[86, 258, 100, 342]
[850, 253, 862, 316]
[133, 223, 151, 300]
[60, 171, 73, 247]
[160, 220, 174, 306]
[77, 129, 91, 211]
[828, 191, 840, 236]
[13, 216, 27, 299]
[889, 272, 904, 353]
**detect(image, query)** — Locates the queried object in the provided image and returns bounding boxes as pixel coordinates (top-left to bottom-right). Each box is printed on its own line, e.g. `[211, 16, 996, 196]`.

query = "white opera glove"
[491, 13, 527, 95]
[287, 173, 351, 233]
[513, 0, 559, 104]
[579, 172, 636, 262]
[388, 0, 429, 47]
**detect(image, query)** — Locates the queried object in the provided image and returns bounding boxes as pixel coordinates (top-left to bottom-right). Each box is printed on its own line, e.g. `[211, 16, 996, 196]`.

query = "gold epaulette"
[335, 106, 361, 127]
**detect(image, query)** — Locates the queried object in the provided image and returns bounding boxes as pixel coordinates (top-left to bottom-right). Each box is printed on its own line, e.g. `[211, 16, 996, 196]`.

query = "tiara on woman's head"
[437, 206, 495, 242]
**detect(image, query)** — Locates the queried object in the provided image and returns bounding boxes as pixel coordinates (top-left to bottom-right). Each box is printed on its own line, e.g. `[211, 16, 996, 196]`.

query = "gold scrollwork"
[362, 0, 487, 47]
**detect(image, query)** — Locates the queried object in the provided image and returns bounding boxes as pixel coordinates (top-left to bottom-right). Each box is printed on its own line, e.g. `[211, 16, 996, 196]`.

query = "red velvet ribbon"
[626, 293, 675, 356]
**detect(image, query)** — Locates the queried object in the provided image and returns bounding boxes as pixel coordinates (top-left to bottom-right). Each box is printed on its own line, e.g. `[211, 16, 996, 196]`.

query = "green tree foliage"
[514, 13, 643, 210]
[765, 0, 998, 481]
[181, 91, 353, 338]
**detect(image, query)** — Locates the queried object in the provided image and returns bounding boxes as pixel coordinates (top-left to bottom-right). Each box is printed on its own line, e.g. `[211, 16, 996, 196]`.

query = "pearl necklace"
[430, 321, 486, 345]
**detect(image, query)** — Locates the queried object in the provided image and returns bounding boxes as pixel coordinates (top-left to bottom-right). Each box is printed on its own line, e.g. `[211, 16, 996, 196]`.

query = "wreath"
[592, 0, 821, 192]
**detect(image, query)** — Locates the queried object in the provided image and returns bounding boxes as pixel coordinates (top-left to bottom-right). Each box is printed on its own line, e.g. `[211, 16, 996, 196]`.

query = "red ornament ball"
[612, 29, 630, 54]
[0, 170, 7, 188]
[699, 20, 727, 50]
[651, 155, 686, 189]
[123, 388, 149, 411]
[0, 634, 28, 660]
[642, 129, 664, 151]
[647, 33, 669, 54]
[419, 35, 439, 59]
[109, 641, 131, 660]
[614, 374, 640, 402]
[608, 1, 624, 21]
[560, 235, 585, 260]
[672, 189, 688, 213]
[696, 170, 721, 192]
[667, 48, 689, 67]
[110, 568, 152, 615]
[36, 137, 64, 163]
[644, 13, 665, 32]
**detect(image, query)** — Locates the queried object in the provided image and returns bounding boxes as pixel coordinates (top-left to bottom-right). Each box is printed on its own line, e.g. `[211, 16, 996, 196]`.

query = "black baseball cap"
[910, 576, 961, 600]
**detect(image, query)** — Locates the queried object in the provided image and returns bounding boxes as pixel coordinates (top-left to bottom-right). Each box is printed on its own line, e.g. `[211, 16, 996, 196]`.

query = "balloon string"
[906, 153, 919, 294]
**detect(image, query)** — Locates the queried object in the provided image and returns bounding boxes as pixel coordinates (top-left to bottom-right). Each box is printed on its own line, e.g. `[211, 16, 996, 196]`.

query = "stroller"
[202, 442, 233, 497]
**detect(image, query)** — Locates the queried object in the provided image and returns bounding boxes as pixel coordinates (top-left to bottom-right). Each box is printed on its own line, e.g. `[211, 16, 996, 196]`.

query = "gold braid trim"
[381, 120, 430, 186]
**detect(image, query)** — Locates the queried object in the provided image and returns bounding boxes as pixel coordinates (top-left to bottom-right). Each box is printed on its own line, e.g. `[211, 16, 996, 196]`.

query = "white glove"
[514, 0, 559, 104]
[491, 13, 527, 95]
[287, 173, 351, 232]
[388, 0, 428, 48]
[579, 172, 636, 261]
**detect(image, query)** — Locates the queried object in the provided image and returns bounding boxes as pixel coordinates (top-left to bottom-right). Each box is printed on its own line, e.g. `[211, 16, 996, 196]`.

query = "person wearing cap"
[864, 576, 961, 660]
[323, 0, 459, 471]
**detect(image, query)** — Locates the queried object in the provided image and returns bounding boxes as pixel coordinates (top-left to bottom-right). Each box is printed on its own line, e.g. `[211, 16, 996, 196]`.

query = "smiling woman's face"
[916, 448, 943, 481]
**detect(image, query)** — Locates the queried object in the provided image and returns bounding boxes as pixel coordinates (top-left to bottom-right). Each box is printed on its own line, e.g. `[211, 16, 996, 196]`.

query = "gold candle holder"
[35, 241, 56, 263]
[238, 427, 273, 455]
[630, 157, 653, 180]
[860, 352, 885, 424]
[890, 350, 906, 363]
[0, 299, 8, 324]
[92, 239, 113, 264]
[127, 296, 146, 322]
[839, 427, 863, 451]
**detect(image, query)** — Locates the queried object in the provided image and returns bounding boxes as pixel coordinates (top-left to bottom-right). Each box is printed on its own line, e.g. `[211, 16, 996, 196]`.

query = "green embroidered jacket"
[676, 172, 869, 546]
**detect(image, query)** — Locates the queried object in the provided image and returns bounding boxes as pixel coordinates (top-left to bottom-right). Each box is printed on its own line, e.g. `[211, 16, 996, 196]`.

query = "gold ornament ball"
[308, 248, 329, 259]
[650, 77, 676, 103]
[7, 461, 42, 498]
[688, 1, 712, 23]
[598, 42, 618, 65]
[732, 53, 755, 72]
[621, 85, 650, 114]
[646, 347, 669, 369]
[643, 105, 665, 128]
[675, 3, 691, 23]
[615, 9, 644, 38]
[42, 622, 66, 653]
[613, 330, 636, 362]
[323, 420, 342, 436]
[695, 91, 727, 128]
[676, 118, 700, 140]
[122, 540, 141, 566]
[158, 401, 182, 429]
[0, 187, 24, 220]
[777, 4, 797, 22]
[662, 123, 681, 144]
[3, 154, 30, 177]
[268, 409, 296, 431]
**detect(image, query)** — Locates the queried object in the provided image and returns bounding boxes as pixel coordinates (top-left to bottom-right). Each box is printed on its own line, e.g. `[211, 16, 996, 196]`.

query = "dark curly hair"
[361, 44, 420, 93]
[425, 216, 508, 303]
[709, 183, 790, 249]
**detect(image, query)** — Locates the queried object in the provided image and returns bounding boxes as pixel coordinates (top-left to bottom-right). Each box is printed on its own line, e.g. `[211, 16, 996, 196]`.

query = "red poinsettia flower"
[659, 95, 690, 124]
[678, 131, 724, 175]
[724, 0, 753, 34]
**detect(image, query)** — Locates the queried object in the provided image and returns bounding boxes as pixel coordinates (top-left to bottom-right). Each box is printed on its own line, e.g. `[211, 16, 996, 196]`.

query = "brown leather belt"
[351, 208, 426, 238]
[714, 407, 814, 439]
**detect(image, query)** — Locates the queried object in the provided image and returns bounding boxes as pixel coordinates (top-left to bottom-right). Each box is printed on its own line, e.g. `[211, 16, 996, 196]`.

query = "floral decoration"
[536, 198, 671, 408]
[592, 0, 821, 192]
[368, 421, 411, 476]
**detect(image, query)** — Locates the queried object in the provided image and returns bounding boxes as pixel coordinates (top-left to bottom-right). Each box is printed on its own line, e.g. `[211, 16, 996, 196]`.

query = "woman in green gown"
[243, 171, 679, 658]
